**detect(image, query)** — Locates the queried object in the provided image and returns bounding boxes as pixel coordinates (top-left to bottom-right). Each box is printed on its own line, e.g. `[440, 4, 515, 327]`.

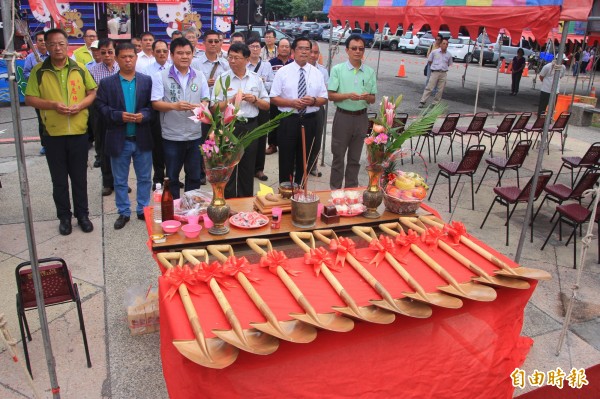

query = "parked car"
[373, 26, 403, 51]
[310, 23, 330, 40]
[292, 22, 320, 38]
[447, 37, 475, 63]
[414, 31, 451, 56]
[350, 28, 375, 46]
[323, 26, 351, 44]
[471, 33, 499, 65]
[493, 34, 535, 60]
[233, 25, 291, 45]
[398, 32, 424, 53]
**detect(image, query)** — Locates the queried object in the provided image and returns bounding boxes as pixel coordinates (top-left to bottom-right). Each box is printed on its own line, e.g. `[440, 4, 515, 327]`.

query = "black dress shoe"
[137, 213, 145, 221]
[310, 168, 322, 177]
[77, 216, 94, 233]
[59, 219, 72, 236]
[114, 215, 130, 230]
[200, 177, 207, 185]
[255, 172, 268, 181]
[93, 160, 101, 168]
[102, 187, 113, 196]
[128, 187, 132, 193]
[179, 181, 185, 188]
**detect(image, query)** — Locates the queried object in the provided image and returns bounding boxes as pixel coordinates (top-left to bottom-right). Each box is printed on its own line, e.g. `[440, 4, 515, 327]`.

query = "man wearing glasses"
[196, 30, 230, 94]
[151, 37, 210, 199]
[214, 43, 270, 198]
[25, 29, 98, 236]
[261, 30, 277, 61]
[271, 37, 328, 186]
[90, 39, 120, 194]
[73, 29, 97, 65]
[247, 36, 274, 182]
[266, 38, 293, 156]
[328, 33, 376, 189]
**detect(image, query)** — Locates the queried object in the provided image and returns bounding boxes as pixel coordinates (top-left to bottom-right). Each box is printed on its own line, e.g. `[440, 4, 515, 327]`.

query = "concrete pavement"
[0, 43, 598, 398]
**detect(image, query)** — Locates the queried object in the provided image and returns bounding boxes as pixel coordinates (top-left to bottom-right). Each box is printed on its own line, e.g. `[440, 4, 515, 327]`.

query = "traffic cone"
[505, 62, 512, 74]
[396, 59, 406, 78]
[590, 86, 596, 98]
[523, 62, 529, 77]
[499, 59, 506, 73]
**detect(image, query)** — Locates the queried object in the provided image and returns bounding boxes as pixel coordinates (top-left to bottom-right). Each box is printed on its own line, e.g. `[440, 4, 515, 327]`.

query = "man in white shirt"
[419, 37, 453, 108]
[538, 59, 566, 115]
[214, 43, 270, 198]
[270, 37, 328, 186]
[136, 32, 156, 72]
[308, 40, 329, 178]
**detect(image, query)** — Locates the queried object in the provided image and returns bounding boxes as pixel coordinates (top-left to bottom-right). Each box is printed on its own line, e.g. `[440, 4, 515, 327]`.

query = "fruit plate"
[229, 212, 270, 229]
[335, 204, 366, 217]
[383, 193, 422, 215]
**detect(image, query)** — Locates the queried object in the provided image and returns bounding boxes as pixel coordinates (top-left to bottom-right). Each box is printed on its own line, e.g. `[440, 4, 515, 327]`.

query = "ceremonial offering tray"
[229, 212, 269, 229]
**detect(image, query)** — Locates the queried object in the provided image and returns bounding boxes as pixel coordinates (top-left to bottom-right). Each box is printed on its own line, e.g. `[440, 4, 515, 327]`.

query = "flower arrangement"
[189, 76, 291, 169]
[364, 96, 445, 165]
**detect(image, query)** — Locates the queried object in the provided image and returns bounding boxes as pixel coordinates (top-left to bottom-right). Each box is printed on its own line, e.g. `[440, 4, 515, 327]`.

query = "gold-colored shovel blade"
[473, 275, 531, 290]
[370, 298, 433, 319]
[249, 319, 318, 344]
[332, 305, 396, 325]
[403, 291, 464, 309]
[437, 282, 497, 302]
[495, 267, 552, 281]
[290, 311, 355, 333]
[212, 328, 280, 355]
[173, 337, 239, 369]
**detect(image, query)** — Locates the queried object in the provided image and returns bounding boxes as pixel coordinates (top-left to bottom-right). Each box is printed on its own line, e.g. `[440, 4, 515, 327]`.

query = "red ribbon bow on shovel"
[422, 227, 443, 249]
[195, 261, 236, 288]
[369, 235, 399, 267]
[304, 247, 338, 277]
[259, 250, 300, 276]
[223, 255, 260, 282]
[394, 229, 420, 257]
[442, 221, 468, 245]
[329, 237, 357, 268]
[163, 264, 204, 301]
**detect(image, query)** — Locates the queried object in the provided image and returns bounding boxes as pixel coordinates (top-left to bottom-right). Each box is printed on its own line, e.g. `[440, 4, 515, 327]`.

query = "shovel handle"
[276, 267, 318, 318]
[290, 232, 315, 251]
[207, 245, 234, 262]
[313, 229, 338, 244]
[410, 244, 461, 286]
[208, 278, 246, 340]
[236, 273, 283, 330]
[182, 249, 210, 265]
[246, 238, 273, 256]
[383, 252, 429, 297]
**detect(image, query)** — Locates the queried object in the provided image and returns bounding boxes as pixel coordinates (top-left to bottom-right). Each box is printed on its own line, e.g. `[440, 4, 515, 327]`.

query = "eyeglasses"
[227, 55, 246, 61]
[206, 39, 221, 44]
[85, 34, 97, 38]
[46, 42, 67, 48]
[248, 45, 261, 49]
[295, 46, 311, 51]
[155, 49, 169, 54]
[349, 46, 365, 52]
[100, 50, 114, 55]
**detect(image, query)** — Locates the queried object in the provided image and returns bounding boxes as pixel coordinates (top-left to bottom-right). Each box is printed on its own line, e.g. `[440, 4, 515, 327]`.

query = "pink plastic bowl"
[161, 220, 181, 234]
[181, 223, 202, 238]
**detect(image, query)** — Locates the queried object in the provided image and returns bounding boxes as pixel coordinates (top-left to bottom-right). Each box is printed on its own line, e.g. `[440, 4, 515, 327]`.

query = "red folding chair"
[509, 112, 533, 148]
[481, 113, 517, 157]
[532, 171, 600, 224]
[417, 112, 460, 163]
[476, 140, 532, 193]
[541, 202, 600, 269]
[525, 112, 547, 149]
[428, 144, 486, 212]
[15, 257, 92, 377]
[548, 112, 571, 154]
[554, 142, 600, 187]
[480, 170, 553, 246]
[449, 112, 488, 160]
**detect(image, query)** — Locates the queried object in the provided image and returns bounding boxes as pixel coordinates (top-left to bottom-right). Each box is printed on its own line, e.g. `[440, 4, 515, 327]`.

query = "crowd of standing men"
[23, 26, 377, 234]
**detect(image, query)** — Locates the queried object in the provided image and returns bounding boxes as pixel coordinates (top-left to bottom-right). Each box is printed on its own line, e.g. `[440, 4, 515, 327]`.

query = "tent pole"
[514, 22, 569, 264]
[1, 1, 61, 398]
[321, 20, 335, 166]
[473, 28, 486, 114]
[491, 32, 504, 118]
[563, 31, 588, 151]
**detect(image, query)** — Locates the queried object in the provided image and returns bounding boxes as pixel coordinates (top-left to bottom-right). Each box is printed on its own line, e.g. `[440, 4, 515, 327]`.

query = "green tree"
[290, 0, 324, 21]
[265, 0, 294, 20]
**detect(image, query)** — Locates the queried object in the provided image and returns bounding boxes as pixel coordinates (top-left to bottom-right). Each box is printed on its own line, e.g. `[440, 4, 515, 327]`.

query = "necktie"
[298, 67, 306, 115]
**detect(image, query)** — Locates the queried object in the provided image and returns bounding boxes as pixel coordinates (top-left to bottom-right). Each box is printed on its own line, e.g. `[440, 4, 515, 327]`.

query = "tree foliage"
[266, 0, 325, 20]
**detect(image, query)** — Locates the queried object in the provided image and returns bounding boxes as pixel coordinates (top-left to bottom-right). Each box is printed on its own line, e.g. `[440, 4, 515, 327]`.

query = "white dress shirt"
[270, 61, 328, 114]
[247, 59, 274, 93]
[214, 70, 269, 119]
[136, 51, 156, 72]
[143, 60, 172, 77]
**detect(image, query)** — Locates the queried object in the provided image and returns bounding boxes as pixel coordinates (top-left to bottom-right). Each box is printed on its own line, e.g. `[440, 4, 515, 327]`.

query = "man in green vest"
[73, 29, 97, 65]
[25, 29, 98, 236]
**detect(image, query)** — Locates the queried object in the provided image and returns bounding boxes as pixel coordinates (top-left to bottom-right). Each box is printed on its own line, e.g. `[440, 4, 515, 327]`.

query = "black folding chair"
[481, 113, 517, 157]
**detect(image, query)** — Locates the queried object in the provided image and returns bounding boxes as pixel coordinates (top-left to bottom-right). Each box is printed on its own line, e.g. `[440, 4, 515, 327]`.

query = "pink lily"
[364, 136, 374, 145]
[385, 108, 395, 127]
[190, 104, 212, 124]
[234, 89, 243, 108]
[223, 103, 236, 124]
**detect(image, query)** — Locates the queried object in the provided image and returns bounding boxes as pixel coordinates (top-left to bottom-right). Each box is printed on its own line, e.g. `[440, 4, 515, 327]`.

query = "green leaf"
[386, 102, 446, 152]
[237, 111, 293, 149]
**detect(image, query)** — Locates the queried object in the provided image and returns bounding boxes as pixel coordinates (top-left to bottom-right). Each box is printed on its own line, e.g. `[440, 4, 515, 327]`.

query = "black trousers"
[311, 105, 326, 172]
[277, 113, 317, 186]
[35, 109, 46, 147]
[225, 119, 258, 199]
[150, 114, 165, 184]
[92, 108, 114, 188]
[511, 72, 523, 94]
[254, 109, 270, 174]
[44, 134, 89, 220]
[538, 91, 553, 115]
[268, 104, 280, 147]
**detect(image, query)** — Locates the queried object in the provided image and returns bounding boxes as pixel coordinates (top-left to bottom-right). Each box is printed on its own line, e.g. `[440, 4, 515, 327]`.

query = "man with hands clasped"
[151, 37, 210, 199]
[328, 33, 377, 189]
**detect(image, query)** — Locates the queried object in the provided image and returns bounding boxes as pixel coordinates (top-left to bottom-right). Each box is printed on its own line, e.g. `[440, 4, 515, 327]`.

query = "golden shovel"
[289, 232, 396, 325]
[181, 249, 280, 355]
[206, 244, 318, 344]
[372, 224, 498, 302]
[313, 229, 433, 319]
[419, 216, 552, 281]
[156, 252, 239, 369]
[246, 238, 355, 333]
[352, 226, 464, 309]
[386, 220, 530, 290]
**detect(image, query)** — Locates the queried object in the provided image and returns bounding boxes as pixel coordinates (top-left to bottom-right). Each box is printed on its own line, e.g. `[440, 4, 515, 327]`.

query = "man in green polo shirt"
[73, 29, 97, 65]
[328, 33, 377, 189]
[25, 28, 98, 236]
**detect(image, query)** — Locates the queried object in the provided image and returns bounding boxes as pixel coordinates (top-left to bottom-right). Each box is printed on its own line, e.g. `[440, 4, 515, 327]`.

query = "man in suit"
[95, 43, 154, 230]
